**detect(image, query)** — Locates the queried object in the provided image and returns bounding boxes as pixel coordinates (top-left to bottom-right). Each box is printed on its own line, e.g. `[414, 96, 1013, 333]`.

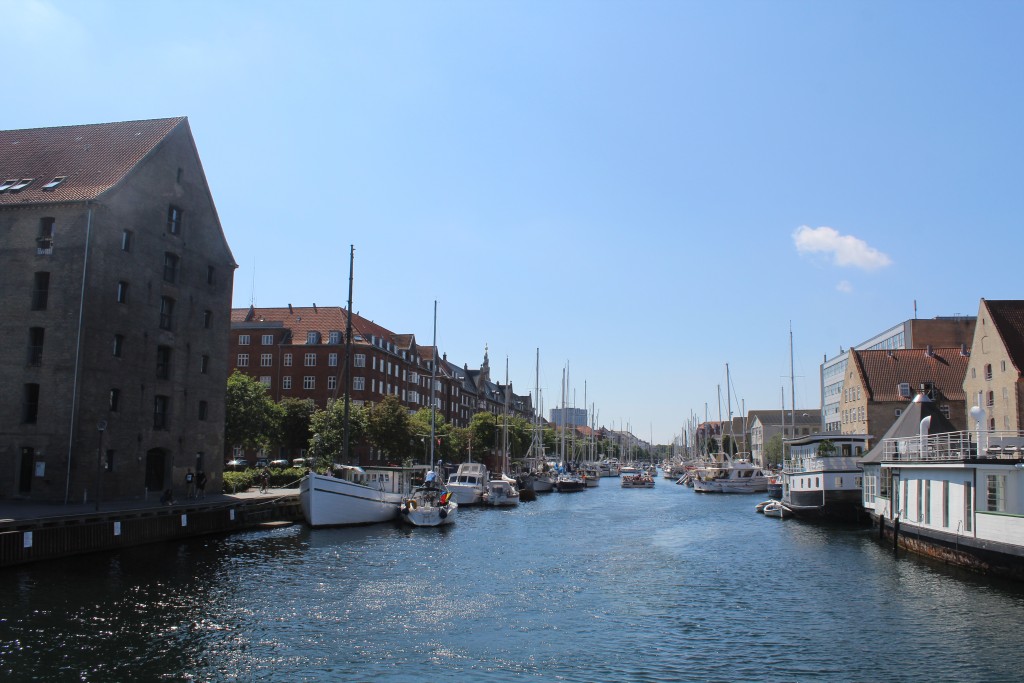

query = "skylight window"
[8, 178, 34, 193]
[42, 177, 66, 191]
[0, 179, 17, 192]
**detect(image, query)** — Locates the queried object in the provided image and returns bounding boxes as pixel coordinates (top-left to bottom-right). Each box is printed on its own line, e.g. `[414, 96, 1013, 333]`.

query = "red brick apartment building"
[229, 306, 533, 463]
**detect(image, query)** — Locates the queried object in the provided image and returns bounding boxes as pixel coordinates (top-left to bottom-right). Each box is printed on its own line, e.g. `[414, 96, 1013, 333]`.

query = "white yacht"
[445, 462, 488, 506]
[691, 459, 769, 494]
[484, 475, 520, 506]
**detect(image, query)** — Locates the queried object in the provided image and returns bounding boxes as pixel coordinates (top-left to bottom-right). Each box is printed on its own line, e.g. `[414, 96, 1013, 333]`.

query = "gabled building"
[841, 346, 970, 443]
[962, 299, 1024, 432]
[820, 316, 975, 431]
[1, 118, 235, 502]
[748, 409, 822, 467]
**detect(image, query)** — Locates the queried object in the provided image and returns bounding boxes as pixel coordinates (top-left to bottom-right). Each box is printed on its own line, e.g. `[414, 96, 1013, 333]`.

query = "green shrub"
[222, 467, 306, 493]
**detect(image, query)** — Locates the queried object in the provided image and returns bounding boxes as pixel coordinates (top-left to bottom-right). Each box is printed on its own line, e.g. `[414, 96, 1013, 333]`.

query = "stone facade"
[0, 118, 235, 502]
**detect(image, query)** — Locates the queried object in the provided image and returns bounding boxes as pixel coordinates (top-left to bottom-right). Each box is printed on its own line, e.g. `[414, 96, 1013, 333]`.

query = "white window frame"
[327, 376, 337, 390]
[303, 376, 315, 390]
[239, 334, 251, 346]
[260, 353, 273, 367]
[283, 353, 292, 367]
[237, 353, 249, 367]
[282, 376, 292, 390]
[354, 354, 366, 368]
[261, 334, 274, 345]
[304, 353, 316, 367]
[328, 353, 338, 367]
[353, 377, 365, 391]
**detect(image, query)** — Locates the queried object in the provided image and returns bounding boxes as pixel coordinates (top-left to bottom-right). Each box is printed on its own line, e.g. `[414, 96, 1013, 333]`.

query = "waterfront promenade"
[0, 488, 301, 568]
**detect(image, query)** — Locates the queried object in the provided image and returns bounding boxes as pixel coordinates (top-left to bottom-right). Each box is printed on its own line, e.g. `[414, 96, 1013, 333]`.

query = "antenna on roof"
[249, 257, 257, 307]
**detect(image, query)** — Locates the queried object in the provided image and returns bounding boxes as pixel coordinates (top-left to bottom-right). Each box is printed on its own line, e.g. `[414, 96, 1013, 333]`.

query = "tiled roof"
[0, 117, 185, 206]
[984, 299, 1024, 374]
[854, 347, 969, 402]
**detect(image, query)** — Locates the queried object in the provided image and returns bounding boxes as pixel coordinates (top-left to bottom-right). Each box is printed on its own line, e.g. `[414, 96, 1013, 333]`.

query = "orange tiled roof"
[984, 299, 1024, 374]
[854, 347, 969, 402]
[0, 118, 185, 206]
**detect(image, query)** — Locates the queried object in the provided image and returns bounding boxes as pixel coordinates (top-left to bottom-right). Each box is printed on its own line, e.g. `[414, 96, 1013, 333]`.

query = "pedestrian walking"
[185, 469, 196, 499]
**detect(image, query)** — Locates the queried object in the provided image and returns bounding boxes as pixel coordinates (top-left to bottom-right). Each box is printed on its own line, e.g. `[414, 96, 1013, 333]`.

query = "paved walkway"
[0, 488, 299, 524]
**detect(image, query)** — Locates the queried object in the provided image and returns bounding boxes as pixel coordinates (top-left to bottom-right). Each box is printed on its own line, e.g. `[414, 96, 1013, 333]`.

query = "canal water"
[3, 475, 1024, 682]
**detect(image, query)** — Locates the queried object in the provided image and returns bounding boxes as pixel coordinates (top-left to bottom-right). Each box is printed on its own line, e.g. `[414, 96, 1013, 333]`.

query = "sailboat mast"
[789, 321, 796, 439]
[341, 245, 355, 466]
[429, 300, 437, 469]
[502, 356, 509, 474]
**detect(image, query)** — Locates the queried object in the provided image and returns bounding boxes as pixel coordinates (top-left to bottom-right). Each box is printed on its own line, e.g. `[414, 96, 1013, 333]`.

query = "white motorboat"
[621, 472, 655, 488]
[399, 478, 458, 527]
[300, 465, 422, 527]
[691, 460, 769, 494]
[445, 462, 488, 506]
[484, 475, 520, 506]
[583, 467, 601, 487]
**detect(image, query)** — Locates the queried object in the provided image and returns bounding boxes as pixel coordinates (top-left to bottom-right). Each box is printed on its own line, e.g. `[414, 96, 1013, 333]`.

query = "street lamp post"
[95, 420, 107, 511]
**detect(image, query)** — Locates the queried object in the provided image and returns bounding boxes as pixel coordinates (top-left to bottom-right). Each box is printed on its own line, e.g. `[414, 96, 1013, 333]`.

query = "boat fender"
[439, 509, 447, 519]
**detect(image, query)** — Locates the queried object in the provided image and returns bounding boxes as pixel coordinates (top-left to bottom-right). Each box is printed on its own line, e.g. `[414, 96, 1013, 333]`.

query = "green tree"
[765, 433, 784, 467]
[409, 407, 453, 464]
[225, 371, 282, 451]
[309, 399, 366, 469]
[279, 398, 315, 454]
[816, 439, 837, 457]
[468, 412, 498, 456]
[366, 395, 413, 461]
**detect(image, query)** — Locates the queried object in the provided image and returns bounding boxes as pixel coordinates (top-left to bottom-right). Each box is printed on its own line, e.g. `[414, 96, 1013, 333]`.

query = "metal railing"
[883, 430, 1024, 461]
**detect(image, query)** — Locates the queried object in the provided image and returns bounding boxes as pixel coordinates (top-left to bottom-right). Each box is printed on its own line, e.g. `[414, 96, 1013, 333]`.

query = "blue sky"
[6, 1, 1022, 444]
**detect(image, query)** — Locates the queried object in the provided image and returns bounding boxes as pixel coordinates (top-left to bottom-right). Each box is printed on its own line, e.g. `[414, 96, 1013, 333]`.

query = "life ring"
[408, 499, 418, 510]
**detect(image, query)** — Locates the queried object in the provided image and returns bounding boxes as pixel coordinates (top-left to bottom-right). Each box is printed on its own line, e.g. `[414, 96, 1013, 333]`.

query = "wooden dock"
[0, 491, 303, 568]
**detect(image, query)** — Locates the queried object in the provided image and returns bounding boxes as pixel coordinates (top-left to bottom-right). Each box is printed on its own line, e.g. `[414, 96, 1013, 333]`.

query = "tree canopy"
[309, 399, 366, 468]
[225, 371, 281, 450]
[366, 395, 413, 461]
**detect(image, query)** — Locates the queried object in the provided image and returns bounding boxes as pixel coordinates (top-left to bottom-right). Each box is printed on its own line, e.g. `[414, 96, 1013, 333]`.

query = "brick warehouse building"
[229, 305, 533, 464]
[0, 118, 235, 503]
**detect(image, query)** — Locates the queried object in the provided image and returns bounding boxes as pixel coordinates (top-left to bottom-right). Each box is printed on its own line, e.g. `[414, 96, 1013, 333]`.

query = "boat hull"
[300, 472, 402, 527]
[400, 501, 458, 527]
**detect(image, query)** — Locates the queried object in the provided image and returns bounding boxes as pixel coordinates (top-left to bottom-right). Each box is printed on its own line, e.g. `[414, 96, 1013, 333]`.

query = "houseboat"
[780, 433, 870, 520]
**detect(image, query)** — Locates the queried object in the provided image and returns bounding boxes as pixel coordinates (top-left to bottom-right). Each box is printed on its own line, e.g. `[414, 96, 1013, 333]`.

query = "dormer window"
[42, 177, 66, 191]
[898, 382, 911, 398]
[328, 331, 341, 344]
[8, 178, 34, 193]
[306, 331, 320, 344]
[0, 179, 17, 192]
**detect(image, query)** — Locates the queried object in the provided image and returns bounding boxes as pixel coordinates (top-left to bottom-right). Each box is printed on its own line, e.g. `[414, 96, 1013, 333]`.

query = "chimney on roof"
[313, 303, 317, 312]
[288, 303, 293, 314]
[245, 305, 255, 322]
[887, 349, 894, 359]
[960, 343, 970, 357]
[925, 344, 934, 358]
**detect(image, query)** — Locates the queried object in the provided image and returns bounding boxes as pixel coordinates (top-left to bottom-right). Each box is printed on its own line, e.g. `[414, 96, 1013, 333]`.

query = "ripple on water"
[4, 484, 1024, 681]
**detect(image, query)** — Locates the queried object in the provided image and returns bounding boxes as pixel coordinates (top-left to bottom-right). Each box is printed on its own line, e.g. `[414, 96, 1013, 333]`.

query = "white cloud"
[792, 225, 892, 271]
[836, 280, 853, 293]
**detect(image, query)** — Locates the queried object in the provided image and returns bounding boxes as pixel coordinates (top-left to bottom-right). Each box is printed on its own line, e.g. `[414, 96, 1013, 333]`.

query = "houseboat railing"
[883, 430, 1024, 461]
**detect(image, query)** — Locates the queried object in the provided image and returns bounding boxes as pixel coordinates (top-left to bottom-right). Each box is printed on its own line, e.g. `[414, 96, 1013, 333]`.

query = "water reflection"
[3, 483, 1024, 681]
